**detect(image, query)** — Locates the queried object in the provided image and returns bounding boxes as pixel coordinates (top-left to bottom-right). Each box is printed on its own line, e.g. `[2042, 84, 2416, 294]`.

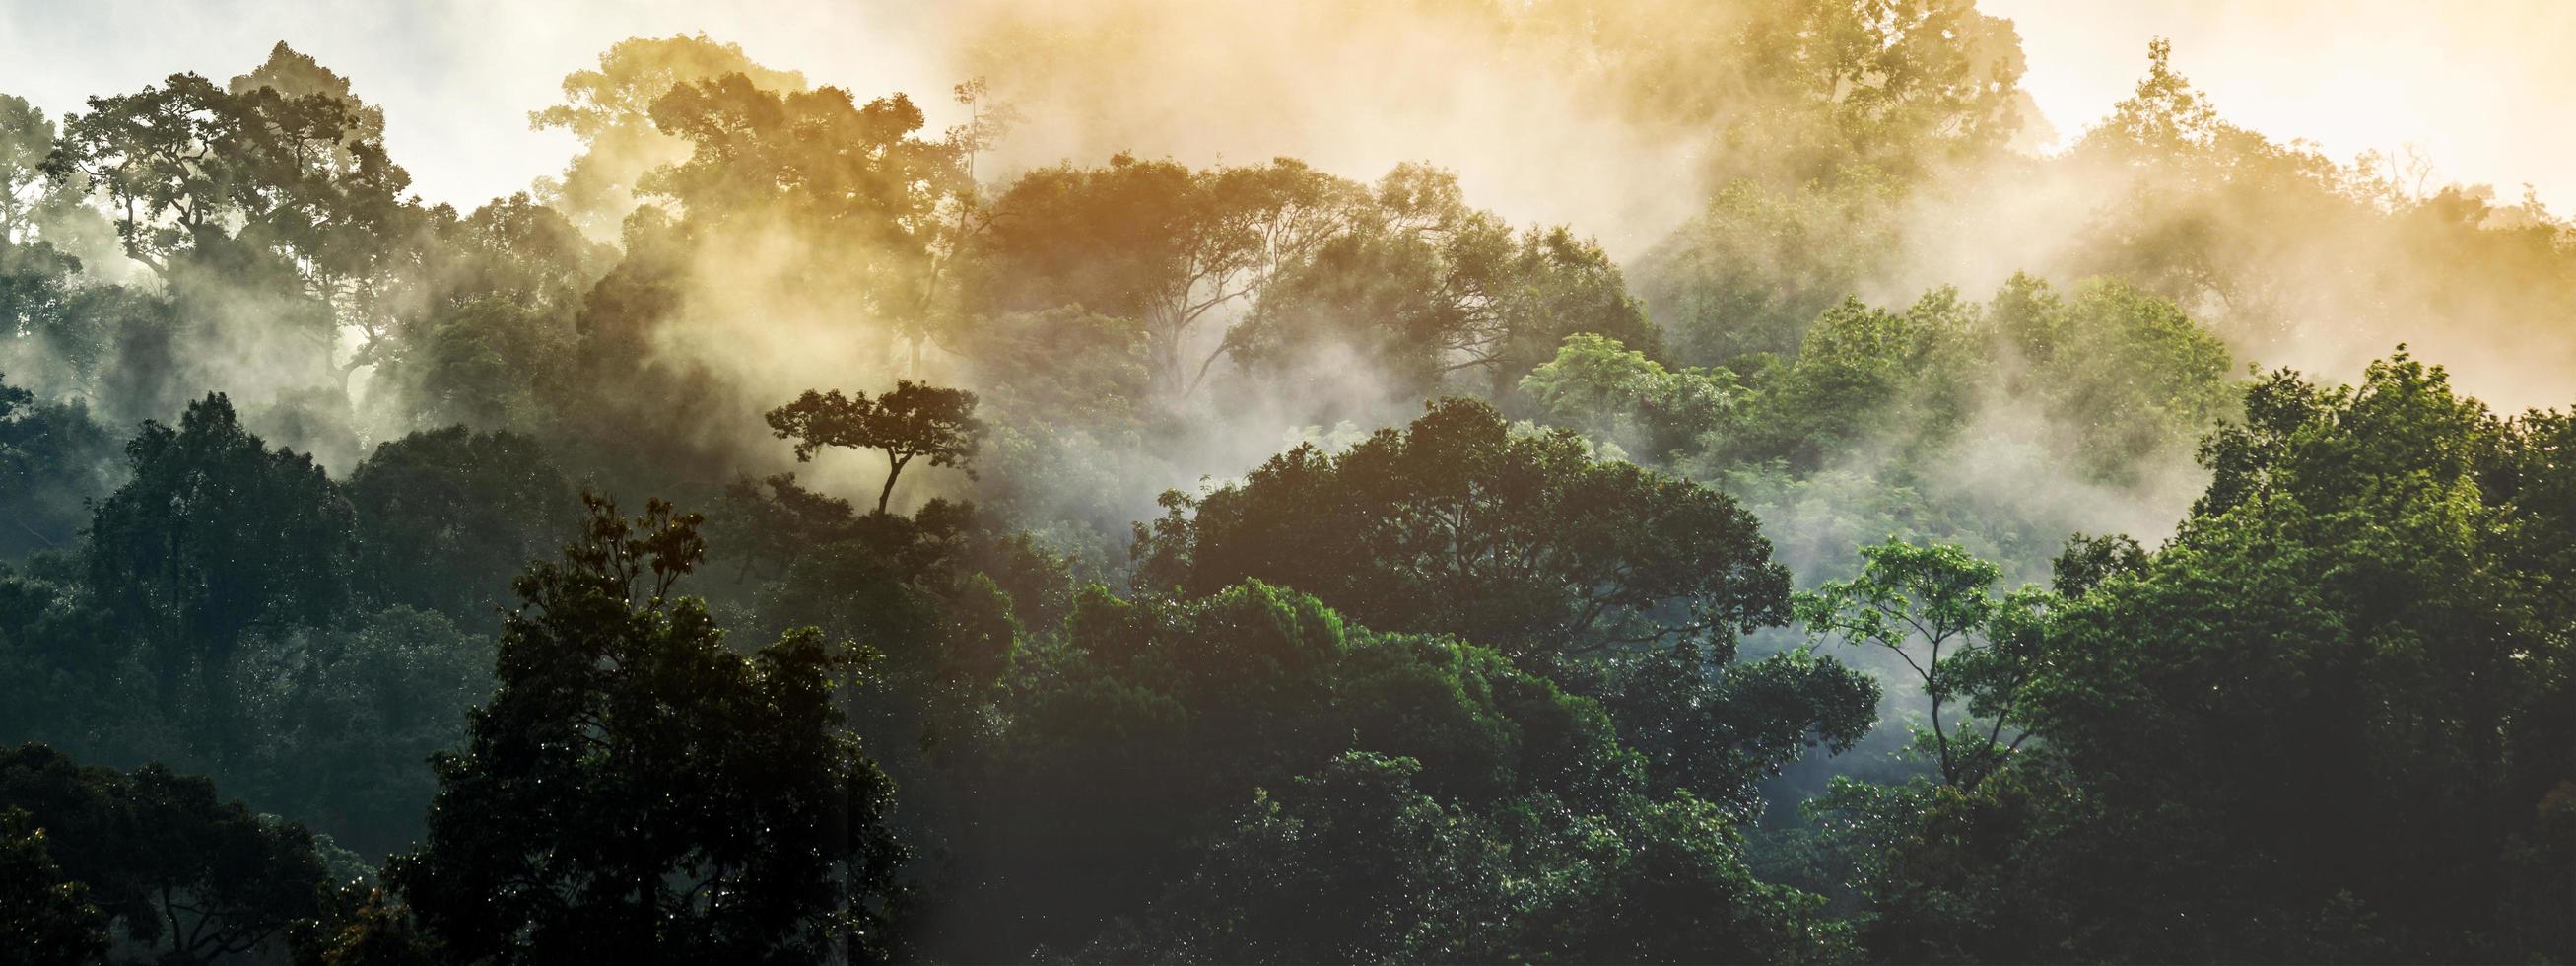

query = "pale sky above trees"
[5, 0, 2568, 215]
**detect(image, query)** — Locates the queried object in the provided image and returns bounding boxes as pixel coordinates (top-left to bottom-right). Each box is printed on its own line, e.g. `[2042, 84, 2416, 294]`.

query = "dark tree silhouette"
[387, 494, 904, 964]
[766, 380, 983, 514]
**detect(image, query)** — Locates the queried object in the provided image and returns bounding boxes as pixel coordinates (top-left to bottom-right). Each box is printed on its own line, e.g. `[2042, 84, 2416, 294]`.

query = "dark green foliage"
[11, 24, 2576, 966]
[1796, 540, 2053, 791]
[234, 608, 491, 860]
[0, 372, 121, 560]
[1597, 643, 1880, 807]
[386, 495, 904, 964]
[1117, 751, 1842, 964]
[346, 427, 578, 625]
[0, 806, 109, 965]
[950, 581, 1628, 957]
[0, 743, 334, 963]
[86, 393, 353, 712]
[1836, 355, 2576, 963]
[2048, 532, 2145, 598]
[1133, 396, 1793, 664]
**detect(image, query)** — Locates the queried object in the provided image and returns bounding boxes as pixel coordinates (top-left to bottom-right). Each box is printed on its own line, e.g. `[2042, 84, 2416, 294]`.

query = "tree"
[1985, 275, 2236, 483]
[766, 380, 984, 514]
[640, 71, 973, 366]
[956, 580, 1626, 959]
[1837, 355, 2576, 962]
[2023, 354, 2576, 960]
[386, 494, 904, 964]
[0, 806, 108, 965]
[0, 372, 120, 559]
[530, 34, 809, 239]
[345, 426, 578, 624]
[380, 194, 605, 431]
[963, 154, 1357, 395]
[1114, 751, 1843, 965]
[86, 392, 354, 713]
[225, 41, 426, 388]
[1794, 539, 2052, 790]
[1232, 165, 1658, 396]
[1131, 396, 1792, 664]
[234, 607, 493, 860]
[0, 743, 334, 963]
[50, 45, 421, 386]
[0, 94, 103, 249]
[1634, 172, 1906, 366]
[1594, 642, 1878, 807]
[1734, 290, 1979, 470]
[1520, 332, 1745, 462]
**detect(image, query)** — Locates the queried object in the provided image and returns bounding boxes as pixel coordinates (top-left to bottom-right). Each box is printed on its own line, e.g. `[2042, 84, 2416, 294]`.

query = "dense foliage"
[3, 9, 2574, 964]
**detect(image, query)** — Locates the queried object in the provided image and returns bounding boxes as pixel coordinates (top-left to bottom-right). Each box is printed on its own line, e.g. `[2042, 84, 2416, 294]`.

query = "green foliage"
[1796, 539, 2052, 790]
[0, 372, 121, 559]
[1597, 643, 1881, 808]
[1236, 165, 1659, 396]
[1133, 396, 1793, 664]
[387, 495, 905, 964]
[1520, 332, 1744, 460]
[87, 393, 354, 716]
[1636, 170, 1907, 365]
[346, 426, 578, 625]
[1829, 355, 2576, 962]
[953, 580, 1626, 956]
[1118, 751, 1845, 964]
[1740, 290, 1980, 470]
[1988, 275, 2236, 482]
[233, 608, 492, 860]
[12, 24, 2576, 966]
[2023, 355, 2575, 959]
[0, 742, 335, 963]
[378, 195, 604, 431]
[0, 806, 109, 965]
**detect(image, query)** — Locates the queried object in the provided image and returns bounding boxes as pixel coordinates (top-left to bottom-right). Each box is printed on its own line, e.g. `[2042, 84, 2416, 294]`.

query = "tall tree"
[49, 44, 422, 390]
[1235, 164, 1658, 396]
[345, 426, 578, 624]
[1794, 539, 2052, 790]
[387, 495, 904, 964]
[530, 34, 810, 240]
[766, 381, 983, 515]
[86, 392, 353, 708]
[964, 154, 1356, 395]
[1131, 396, 1792, 664]
[0, 806, 108, 964]
[0, 743, 334, 964]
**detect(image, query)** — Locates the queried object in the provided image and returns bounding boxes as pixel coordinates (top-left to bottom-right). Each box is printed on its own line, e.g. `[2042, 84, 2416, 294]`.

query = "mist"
[4, 3, 2575, 963]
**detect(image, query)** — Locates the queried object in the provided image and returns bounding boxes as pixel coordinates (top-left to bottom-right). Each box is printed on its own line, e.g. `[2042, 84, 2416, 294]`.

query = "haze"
[8, 0, 2568, 219]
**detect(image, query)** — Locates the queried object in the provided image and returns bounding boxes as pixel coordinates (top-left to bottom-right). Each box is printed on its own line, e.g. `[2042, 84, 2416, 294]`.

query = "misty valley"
[3, 4, 2575, 965]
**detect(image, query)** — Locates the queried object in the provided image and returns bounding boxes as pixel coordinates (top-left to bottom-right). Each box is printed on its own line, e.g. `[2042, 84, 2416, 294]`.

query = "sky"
[1986, 0, 2576, 210]
[3, 0, 2569, 214]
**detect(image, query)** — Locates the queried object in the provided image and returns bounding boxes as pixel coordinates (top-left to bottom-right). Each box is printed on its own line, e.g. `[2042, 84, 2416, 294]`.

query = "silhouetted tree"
[0, 743, 334, 963]
[766, 381, 983, 515]
[387, 495, 904, 964]
[86, 392, 353, 713]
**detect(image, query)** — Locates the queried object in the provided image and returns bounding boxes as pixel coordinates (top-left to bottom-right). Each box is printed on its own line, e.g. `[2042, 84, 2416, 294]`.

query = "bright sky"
[0, 0, 953, 208]
[3, 0, 2570, 214]
[1986, 0, 2576, 211]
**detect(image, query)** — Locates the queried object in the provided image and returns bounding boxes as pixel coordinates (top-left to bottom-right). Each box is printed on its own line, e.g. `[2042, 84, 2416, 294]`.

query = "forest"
[1, 1, 2573, 963]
